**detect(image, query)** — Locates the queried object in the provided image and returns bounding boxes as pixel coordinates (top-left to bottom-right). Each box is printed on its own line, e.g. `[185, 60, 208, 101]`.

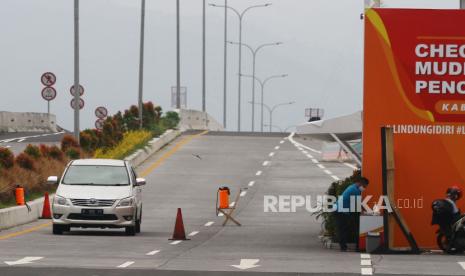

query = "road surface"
[0, 132, 462, 275]
[0, 131, 66, 154]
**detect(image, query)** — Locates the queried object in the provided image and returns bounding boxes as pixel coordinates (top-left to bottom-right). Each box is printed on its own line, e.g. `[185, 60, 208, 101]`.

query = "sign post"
[40, 72, 57, 114]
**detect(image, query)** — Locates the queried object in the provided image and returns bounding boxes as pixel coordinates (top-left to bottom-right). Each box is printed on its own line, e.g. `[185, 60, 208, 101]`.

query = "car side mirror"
[47, 176, 58, 185]
[136, 178, 146, 186]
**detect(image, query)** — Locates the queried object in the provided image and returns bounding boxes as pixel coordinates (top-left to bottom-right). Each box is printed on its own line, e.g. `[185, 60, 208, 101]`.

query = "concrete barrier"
[178, 109, 224, 131]
[0, 111, 58, 133]
[0, 195, 51, 230]
[125, 129, 181, 168]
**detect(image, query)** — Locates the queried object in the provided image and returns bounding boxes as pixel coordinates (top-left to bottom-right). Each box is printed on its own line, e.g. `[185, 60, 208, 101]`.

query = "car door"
[131, 166, 142, 212]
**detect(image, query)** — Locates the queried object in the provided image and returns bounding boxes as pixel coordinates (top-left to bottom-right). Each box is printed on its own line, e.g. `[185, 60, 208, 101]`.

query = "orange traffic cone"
[169, 208, 189, 240]
[41, 192, 52, 219]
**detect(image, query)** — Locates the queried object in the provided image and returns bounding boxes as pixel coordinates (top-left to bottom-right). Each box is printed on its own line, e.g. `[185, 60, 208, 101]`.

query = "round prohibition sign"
[41, 87, 57, 101]
[95, 106, 108, 119]
[95, 119, 105, 130]
[70, 85, 85, 97]
[70, 98, 85, 110]
[41, 72, 56, 87]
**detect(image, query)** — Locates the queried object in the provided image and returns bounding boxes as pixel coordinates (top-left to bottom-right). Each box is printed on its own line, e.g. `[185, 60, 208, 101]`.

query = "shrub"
[39, 144, 50, 156]
[61, 134, 79, 152]
[24, 144, 41, 159]
[48, 146, 64, 161]
[66, 147, 81, 160]
[0, 147, 14, 169]
[94, 130, 152, 160]
[161, 111, 180, 130]
[16, 153, 35, 170]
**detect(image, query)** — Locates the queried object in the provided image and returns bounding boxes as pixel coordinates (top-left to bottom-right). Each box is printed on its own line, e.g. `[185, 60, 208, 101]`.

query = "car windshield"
[62, 165, 130, 186]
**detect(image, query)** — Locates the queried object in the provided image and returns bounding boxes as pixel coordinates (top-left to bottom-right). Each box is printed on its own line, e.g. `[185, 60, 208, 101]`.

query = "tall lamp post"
[73, 0, 80, 142]
[242, 74, 288, 132]
[138, 0, 146, 129]
[209, 3, 271, 132]
[176, 0, 181, 109]
[202, 0, 206, 112]
[250, 101, 295, 132]
[228, 41, 282, 132]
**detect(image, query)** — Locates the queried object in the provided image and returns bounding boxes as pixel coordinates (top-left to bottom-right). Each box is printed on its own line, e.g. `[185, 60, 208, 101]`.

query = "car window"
[62, 165, 130, 186]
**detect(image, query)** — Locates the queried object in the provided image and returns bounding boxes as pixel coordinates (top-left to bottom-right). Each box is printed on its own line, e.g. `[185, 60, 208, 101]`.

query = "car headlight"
[54, 195, 69, 206]
[117, 196, 135, 207]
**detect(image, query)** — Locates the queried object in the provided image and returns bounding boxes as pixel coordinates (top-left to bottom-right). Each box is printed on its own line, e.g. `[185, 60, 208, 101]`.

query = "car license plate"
[81, 209, 104, 216]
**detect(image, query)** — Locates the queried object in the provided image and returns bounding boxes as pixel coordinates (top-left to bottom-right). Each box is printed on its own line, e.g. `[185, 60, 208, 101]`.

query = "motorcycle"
[432, 199, 465, 254]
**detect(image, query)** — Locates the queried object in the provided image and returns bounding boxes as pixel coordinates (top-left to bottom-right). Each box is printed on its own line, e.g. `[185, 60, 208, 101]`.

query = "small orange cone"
[41, 192, 52, 219]
[170, 208, 189, 240]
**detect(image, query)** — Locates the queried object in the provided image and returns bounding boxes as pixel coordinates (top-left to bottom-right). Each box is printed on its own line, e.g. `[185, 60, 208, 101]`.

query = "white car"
[48, 159, 145, 236]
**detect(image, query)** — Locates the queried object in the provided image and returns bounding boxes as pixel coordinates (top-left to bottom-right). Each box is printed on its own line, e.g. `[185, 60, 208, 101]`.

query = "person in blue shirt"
[334, 177, 369, 251]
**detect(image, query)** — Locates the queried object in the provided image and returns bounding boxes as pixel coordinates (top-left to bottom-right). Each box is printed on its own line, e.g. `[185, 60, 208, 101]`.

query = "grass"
[94, 130, 153, 160]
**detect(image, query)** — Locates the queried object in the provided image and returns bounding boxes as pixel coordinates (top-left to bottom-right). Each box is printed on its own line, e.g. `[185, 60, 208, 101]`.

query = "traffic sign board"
[95, 119, 105, 130]
[41, 87, 57, 101]
[41, 72, 56, 87]
[70, 98, 85, 110]
[95, 106, 108, 119]
[70, 85, 85, 96]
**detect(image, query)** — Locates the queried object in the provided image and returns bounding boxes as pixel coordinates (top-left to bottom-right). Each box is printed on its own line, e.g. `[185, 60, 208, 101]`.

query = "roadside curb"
[125, 129, 181, 168]
[0, 195, 53, 231]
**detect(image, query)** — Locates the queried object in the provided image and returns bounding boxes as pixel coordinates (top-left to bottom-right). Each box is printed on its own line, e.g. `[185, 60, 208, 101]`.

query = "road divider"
[0, 195, 53, 231]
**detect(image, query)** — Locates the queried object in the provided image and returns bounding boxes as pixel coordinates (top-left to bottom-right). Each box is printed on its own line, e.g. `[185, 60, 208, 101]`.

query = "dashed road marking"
[306, 154, 314, 159]
[323, 169, 332, 175]
[240, 191, 247, 197]
[317, 164, 325, 169]
[269, 152, 275, 157]
[17, 139, 25, 143]
[205, 221, 214, 227]
[248, 181, 255, 187]
[288, 133, 322, 154]
[146, 250, 160, 256]
[302, 151, 308, 154]
[331, 175, 340, 181]
[188, 231, 199, 237]
[361, 259, 372, 266]
[263, 161, 270, 166]
[170, 240, 182, 245]
[360, 254, 371, 259]
[256, 170, 262, 176]
[361, 267, 373, 275]
[311, 159, 319, 164]
[458, 262, 465, 270]
[218, 213, 224, 217]
[117, 261, 135, 268]
[274, 146, 280, 150]
[280, 140, 285, 144]
[229, 202, 236, 207]
[344, 162, 358, 170]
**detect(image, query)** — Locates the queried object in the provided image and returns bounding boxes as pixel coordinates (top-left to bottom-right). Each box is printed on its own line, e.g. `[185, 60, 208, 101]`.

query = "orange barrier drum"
[218, 187, 230, 209]
[15, 186, 25, 206]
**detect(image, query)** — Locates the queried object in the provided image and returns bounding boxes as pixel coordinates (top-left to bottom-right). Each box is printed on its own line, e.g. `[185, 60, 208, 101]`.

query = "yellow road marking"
[140, 130, 209, 177]
[0, 222, 51, 241]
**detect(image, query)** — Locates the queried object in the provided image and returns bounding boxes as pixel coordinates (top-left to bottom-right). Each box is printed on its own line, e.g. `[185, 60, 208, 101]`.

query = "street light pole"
[202, 0, 206, 112]
[176, 0, 181, 109]
[209, 3, 271, 132]
[249, 101, 294, 132]
[223, 0, 228, 129]
[228, 41, 282, 132]
[73, 0, 80, 142]
[138, 0, 146, 129]
[242, 74, 288, 132]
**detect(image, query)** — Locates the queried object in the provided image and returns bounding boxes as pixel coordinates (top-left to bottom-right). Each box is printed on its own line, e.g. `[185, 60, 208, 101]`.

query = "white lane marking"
[302, 150, 308, 154]
[323, 169, 332, 175]
[331, 175, 341, 181]
[205, 221, 214, 227]
[306, 154, 314, 159]
[344, 162, 358, 170]
[117, 261, 135, 268]
[170, 240, 182, 245]
[188, 231, 199, 237]
[231, 259, 261, 270]
[458, 262, 465, 270]
[17, 139, 25, 143]
[311, 159, 319, 164]
[263, 161, 270, 166]
[218, 213, 224, 217]
[5, 145, 11, 148]
[288, 132, 322, 154]
[280, 140, 284, 144]
[274, 146, 280, 150]
[4, 257, 44, 266]
[317, 164, 325, 169]
[248, 181, 255, 187]
[361, 267, 373, 275]
[361, 259, 372, 266]
[360, 254, 371, 259]
[256, 170, 262, 176]
[146, 250, 160, 256]
[240, 191, 247, 197]
[229, 202, 236, 207]
[269, 152, 275, 157]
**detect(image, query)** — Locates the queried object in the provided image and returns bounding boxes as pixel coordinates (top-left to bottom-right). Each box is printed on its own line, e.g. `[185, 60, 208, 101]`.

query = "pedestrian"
[334, 177, 369, 251]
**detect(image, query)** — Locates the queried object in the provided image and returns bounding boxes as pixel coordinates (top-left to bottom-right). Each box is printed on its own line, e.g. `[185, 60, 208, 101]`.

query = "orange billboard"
[363, 8, 465, 248]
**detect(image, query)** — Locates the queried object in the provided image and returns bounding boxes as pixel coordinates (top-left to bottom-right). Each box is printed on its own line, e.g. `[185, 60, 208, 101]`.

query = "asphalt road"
[0, 132, 463, 275]
[0, 131, 66, 154]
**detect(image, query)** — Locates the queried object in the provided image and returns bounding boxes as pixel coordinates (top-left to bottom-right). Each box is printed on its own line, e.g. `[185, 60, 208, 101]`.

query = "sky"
[0, 0, 459, 131]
